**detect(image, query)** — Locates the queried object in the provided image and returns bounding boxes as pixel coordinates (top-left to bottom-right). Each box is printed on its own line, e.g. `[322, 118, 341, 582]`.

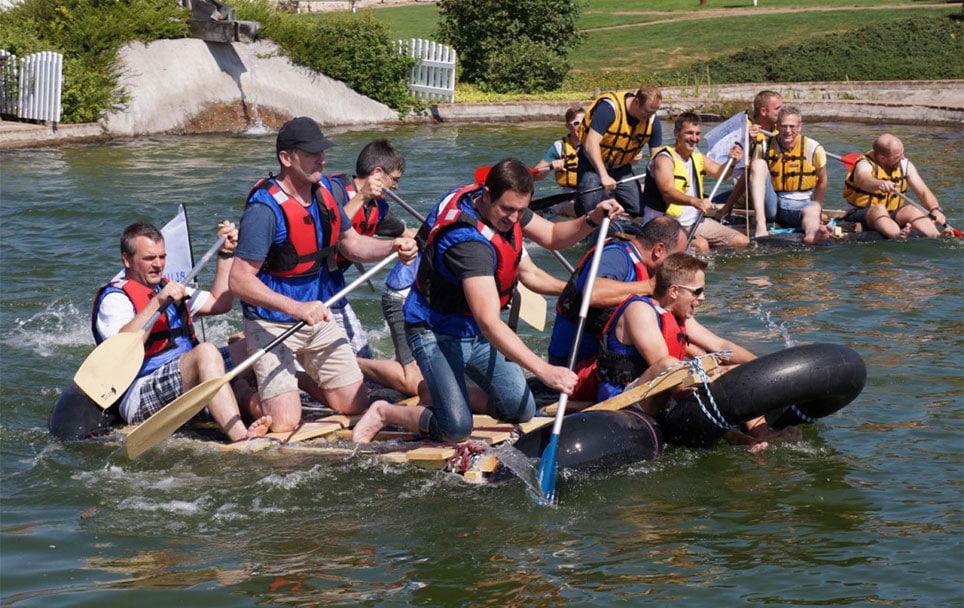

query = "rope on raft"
[687, 351, 733, 430]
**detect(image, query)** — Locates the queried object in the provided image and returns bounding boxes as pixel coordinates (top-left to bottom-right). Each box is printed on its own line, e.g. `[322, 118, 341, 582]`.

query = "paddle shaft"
[685, 158, 734, 248]
[125, 252, 400, 459]
[530, 173, 646, 212]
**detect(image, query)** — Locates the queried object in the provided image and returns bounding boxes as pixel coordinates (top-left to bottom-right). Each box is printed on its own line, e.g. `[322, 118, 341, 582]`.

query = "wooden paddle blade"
[125, 375, 230, 459]
[516, 283, 547, 331]
[585, 357, 720, 413]
[73, 331, 146, 408]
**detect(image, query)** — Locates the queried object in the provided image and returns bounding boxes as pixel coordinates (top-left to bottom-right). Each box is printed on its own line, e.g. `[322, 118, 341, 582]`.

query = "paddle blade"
[73, 331, 146, 408]
[536, 434, 560, 503]
[125, 375, 229, 459]
[474, 165, 491, 184]
[839, 153, 861, 171]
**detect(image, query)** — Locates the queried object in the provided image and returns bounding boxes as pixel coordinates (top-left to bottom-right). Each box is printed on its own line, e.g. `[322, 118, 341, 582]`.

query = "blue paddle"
[537, 215, 611, 504]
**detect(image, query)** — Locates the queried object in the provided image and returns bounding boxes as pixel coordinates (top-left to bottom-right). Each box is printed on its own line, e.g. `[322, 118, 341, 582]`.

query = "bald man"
[842, 134, 947, 239]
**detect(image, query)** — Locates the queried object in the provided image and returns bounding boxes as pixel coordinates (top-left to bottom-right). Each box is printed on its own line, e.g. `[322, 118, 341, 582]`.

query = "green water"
[1, 121, 962, 607]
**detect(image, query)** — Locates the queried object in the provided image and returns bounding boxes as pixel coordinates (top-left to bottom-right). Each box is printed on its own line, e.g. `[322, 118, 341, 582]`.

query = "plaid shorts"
[122, 346, 232, 424]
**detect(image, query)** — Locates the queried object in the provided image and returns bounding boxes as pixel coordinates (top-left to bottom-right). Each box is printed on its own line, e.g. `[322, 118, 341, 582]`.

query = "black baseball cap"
[276, 116, 335, 155]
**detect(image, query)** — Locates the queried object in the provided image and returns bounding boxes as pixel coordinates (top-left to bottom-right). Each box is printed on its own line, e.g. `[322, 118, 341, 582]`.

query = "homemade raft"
[49, 343, 866, 484]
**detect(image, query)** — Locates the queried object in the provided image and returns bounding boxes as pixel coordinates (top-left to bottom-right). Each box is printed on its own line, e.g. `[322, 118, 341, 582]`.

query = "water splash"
[754, 306, 797, 348]
[486, 443, 553, 507]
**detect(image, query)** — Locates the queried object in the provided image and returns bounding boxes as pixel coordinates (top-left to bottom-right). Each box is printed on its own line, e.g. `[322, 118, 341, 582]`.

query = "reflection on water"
[1, 121, 962, 607]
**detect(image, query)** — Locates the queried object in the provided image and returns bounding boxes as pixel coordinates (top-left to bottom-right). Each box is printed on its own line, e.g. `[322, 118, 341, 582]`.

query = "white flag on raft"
[110, 204, 195, 284]
[703, 110, 750, 177]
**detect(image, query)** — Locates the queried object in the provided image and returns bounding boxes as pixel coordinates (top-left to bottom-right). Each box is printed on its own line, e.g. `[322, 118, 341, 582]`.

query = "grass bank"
[370, 1, 962, 103]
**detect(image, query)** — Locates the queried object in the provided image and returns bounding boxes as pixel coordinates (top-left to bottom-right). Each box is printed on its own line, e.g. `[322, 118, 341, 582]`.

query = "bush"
[438, 0, 581, 92]
[0, 0, 187, 123]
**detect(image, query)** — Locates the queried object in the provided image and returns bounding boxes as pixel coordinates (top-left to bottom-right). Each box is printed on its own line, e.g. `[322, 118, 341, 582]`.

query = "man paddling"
[352, 158, 623, 443]
[542, 216, 686, 400]
[595, 252, 800, 450]
[641, 112, 749, 252]
[575, 84, 663, 217]
[842, 133, 948, 239]
[229, 116, 418, 434]
[92, 222, 271, 443]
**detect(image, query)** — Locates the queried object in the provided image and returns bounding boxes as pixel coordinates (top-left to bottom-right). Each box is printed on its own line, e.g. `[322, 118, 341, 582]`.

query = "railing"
[396, 38, 456, 104]
[0, 50, 63, 124]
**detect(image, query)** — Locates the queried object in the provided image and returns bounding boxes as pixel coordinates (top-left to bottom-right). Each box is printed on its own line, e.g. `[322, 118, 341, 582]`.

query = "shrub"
[438, 0, 581, 92]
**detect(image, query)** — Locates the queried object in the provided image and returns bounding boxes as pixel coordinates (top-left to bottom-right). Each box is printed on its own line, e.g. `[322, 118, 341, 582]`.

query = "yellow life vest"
[580, 91, 656, 168]
[842, 151, 908, 212]
[554, 136, 580, 188]
[765, 135, 820, 192]
[651, 145, 704, 218]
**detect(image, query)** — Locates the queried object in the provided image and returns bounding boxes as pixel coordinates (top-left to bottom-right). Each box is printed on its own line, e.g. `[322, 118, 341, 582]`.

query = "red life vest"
[596, 295, 687, 388]
[91, 278, 198, 358]
[246, 177, 342, 278]
[416, 187, 524, 314]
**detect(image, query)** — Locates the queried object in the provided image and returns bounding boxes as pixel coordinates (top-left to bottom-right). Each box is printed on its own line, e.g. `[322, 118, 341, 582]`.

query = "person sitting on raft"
[531, 106, 585, 217]
[640, 112, 749, 253]
[542, 216, 686, 401]
[352, 158, 624, 444]
[842, 133, 949, 239]
[595, 251, 800, 450]
[747, 105, 831, 244]
[92, 222, 271, 443]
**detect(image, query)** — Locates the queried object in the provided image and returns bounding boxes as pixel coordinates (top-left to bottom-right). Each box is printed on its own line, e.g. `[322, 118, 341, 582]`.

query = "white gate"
[397, 38, 456, 104]
[0, 50, 63, 124]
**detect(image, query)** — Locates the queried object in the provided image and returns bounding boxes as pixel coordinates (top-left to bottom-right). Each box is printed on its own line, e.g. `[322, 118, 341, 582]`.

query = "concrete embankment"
[1, 38, 961, 150]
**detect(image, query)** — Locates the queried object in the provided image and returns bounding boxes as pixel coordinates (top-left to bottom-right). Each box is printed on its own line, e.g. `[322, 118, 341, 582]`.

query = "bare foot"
[803, 225, 831, 245]
[754, 228, 769, 239]
[352, 401, 389, 443]
[241, 415, 272, 441]
[896, 223, 913, 239]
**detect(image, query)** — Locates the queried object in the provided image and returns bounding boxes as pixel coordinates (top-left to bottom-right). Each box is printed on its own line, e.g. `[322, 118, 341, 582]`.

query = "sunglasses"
[676, 284, 705, 297]
[569, 119, 582, 127]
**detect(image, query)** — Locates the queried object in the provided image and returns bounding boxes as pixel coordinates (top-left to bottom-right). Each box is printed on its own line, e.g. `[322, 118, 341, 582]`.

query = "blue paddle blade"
[537, 434, 559, 503]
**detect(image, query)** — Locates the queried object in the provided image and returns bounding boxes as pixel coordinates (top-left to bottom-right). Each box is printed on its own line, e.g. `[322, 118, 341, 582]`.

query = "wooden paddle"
[75, 236, 227, 409]
[530, 173, 647, 212]
[125, 252, 400, 459]
[537, 216, 611, 504]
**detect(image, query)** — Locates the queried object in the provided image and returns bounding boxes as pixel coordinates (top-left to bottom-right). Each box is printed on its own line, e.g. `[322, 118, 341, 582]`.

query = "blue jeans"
[575, 163, 642, 217]
[407, 326, 535, 442]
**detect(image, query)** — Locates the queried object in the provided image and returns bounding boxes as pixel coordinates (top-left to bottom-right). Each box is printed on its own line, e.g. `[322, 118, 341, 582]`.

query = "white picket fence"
[0, 50, 63, 124]
[396, 38, 456, 104]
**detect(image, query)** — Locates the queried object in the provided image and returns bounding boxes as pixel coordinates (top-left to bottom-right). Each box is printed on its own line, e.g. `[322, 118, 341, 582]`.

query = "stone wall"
[280, 0, 433, 14]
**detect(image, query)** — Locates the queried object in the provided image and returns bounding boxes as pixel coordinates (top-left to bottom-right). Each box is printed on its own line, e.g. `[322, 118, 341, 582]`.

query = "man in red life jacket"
[595, 252, 799, 450]
[351, 158, 624, 444]
[229, 117, 418, 434]
[324, 139, 415, 360]
[92, 222, 271, 442]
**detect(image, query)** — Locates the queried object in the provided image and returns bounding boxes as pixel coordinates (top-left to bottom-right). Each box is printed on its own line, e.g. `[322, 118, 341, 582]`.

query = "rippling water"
[1, 120, 961, 607]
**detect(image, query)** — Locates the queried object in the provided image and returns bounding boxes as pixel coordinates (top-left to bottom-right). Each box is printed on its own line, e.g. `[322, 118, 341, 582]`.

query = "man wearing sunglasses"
[533, 107, 586, 210]
[595, 252, 795, 450]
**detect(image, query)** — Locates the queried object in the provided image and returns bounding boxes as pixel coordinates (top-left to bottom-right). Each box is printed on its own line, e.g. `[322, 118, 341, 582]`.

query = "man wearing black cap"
[229, 116, 418, 434]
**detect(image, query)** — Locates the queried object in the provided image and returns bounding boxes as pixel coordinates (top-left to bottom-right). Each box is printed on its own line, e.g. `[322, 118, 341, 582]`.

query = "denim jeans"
[407, 326, 535, 442]
[575, 163, 642, 217]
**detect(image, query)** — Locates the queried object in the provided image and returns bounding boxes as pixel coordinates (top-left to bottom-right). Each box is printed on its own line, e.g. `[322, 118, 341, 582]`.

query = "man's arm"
[464, 275, 576, 394]
[652, 154, 711, 213]
[229, 257, 331, 325]
[685, 317, 755, 365]
[813, 164, 828, 204]
[337, 228, 417, 265]
[517, 254, 565, 296]
[196, 222, 239, 316]
[905, 161, 944, 223]
[522, 200, 623, 251]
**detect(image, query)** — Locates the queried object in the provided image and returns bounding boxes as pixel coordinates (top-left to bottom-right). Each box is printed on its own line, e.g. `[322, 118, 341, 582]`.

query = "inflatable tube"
[492, 408, 663, 481]
[661, 343, 866, 447]
[499, 343, 866, 478]
[48, 381, 122, 441]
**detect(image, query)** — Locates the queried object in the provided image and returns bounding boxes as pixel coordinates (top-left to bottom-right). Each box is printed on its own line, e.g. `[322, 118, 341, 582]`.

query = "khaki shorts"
[242, 317, 363, 400]
[694, 217, 747, 247]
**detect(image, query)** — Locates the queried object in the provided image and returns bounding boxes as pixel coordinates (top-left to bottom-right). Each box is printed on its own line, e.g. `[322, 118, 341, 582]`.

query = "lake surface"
[1, 119, 962, 607]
